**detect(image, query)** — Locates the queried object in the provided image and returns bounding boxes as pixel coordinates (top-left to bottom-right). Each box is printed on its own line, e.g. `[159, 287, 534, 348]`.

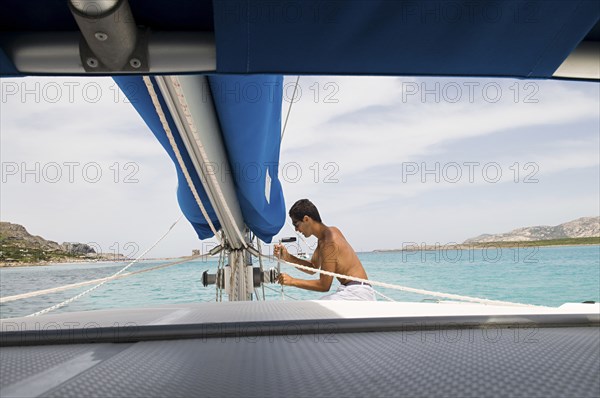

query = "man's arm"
[275, 244, 318, 275]
[288, 271, 333, 292]
[285, 253, 318, 275]
[279, 242, 337, 292]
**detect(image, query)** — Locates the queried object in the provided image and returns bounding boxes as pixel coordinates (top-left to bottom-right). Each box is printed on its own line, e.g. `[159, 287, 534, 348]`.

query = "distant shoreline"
[0, 256, 192, 268]
[372, 238, 600, 253]
[3, 239, 598, 267]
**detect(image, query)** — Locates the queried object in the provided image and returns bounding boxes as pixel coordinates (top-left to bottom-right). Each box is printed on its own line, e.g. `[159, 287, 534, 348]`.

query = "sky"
[1, 76, 599, 258]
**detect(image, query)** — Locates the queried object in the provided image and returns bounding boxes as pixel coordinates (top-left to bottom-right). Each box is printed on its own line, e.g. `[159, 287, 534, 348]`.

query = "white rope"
[2, 276, 119, 304]
[274, 237, 393, 301]
[264, 253, 543, 308]
[143, 76, 221, 241]
[273, 233, 389, 302]
[25, 215, 184, 317]
[228, 250, 243, 301]
[281, 76, 300, 141]
[276, 243, 285, 300]
[273, 228, 392, 302]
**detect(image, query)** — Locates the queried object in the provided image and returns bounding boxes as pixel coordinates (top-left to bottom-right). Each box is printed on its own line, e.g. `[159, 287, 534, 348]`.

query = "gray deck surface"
[1, 301, 599, 397]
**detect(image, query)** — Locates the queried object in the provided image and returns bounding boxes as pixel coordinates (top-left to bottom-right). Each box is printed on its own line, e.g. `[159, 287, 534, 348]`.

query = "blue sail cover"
[114, 76, 285, 242]
[209, 75, 285, 242]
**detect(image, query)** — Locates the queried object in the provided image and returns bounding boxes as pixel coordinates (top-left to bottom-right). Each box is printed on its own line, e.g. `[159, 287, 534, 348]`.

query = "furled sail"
[113, 75, 285, 243]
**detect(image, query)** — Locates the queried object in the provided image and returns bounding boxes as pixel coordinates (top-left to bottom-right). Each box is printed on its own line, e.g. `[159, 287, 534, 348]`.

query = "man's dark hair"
[289, 199, 322, 223]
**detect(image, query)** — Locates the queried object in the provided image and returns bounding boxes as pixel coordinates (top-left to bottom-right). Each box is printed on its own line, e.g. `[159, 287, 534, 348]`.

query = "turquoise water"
[1, 245, 598, 319]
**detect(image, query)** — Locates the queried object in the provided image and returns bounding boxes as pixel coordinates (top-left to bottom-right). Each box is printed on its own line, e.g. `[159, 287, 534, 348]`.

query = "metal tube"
[1, 31, 216, 75]
[69, 0, 119, 16]
[69, 0, 137, 70]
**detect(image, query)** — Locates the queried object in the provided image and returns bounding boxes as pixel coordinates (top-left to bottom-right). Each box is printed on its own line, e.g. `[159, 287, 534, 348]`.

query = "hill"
[464, 216, 599, 243]
[0, 221, 126, 266]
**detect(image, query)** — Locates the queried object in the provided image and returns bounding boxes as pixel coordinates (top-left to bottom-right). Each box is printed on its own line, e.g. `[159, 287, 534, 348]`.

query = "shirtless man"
[274, 199, 376, 301]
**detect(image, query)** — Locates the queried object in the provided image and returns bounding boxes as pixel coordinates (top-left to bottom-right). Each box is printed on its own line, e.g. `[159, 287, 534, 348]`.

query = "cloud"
[279, 76, 599, 251]
[1, 77, 192, 257]
[1, 76, 598, 256]
[282, 77, 598, 177]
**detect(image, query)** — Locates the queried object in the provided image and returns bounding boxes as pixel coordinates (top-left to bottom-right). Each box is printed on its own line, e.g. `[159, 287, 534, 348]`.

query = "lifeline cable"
[25, 215, 184, 317]
[281, 76, 300, 141]
[1, 254, 200, 303]
[257, 251, 545, 308]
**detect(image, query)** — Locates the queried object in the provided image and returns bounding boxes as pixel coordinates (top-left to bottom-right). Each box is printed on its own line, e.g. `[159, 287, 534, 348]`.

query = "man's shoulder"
[327, 226, 346, 241]
[319, 228, 347, 251]
[320, 227, 340, 242]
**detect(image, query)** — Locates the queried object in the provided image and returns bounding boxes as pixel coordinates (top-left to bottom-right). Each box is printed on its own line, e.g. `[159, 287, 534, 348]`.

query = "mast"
[155, 75, 252, 301]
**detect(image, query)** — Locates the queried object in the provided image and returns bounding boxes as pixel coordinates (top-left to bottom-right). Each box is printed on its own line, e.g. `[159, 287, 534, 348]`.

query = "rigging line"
[215, 251, 223, 302]
[279, 217, 318, 255]
[276, 249, 285, 300]
[230, 250, 237, 300]
[281, 75, 300, 141]
[143, 76, 222, 242]
[217, 246, 225, 302]
[25, 215, 184, 317]
[122, 255, 200, 277]
[166, 76, 246, 247]
[263, 284, 299, 301]
[259, 252, 545, 308]
[373, 289, 396, 302]
[1, 254, 200, 303]
[287, 219, 316, 253]
[256, 238, 266, 300]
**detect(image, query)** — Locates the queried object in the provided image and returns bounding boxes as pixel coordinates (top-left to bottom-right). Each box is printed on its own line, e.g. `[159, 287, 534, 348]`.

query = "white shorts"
[320, 283, 377, 301]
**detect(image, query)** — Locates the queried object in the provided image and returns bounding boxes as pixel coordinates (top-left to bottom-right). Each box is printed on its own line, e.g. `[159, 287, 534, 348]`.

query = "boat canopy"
[212, 0, 599, 78]
[0, 0, 598, 78]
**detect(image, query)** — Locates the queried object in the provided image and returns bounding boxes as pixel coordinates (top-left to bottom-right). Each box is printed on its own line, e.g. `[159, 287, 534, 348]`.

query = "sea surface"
[1, 245, 599, 319]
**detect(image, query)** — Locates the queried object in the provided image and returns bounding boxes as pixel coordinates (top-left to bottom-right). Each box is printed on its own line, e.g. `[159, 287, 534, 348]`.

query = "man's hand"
[274, 244, 289, 261]
[278, 273, 294, 286]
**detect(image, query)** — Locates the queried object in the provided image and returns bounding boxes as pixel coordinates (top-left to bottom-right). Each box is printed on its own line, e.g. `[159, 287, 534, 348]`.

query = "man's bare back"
[312, 226, 368, 285]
